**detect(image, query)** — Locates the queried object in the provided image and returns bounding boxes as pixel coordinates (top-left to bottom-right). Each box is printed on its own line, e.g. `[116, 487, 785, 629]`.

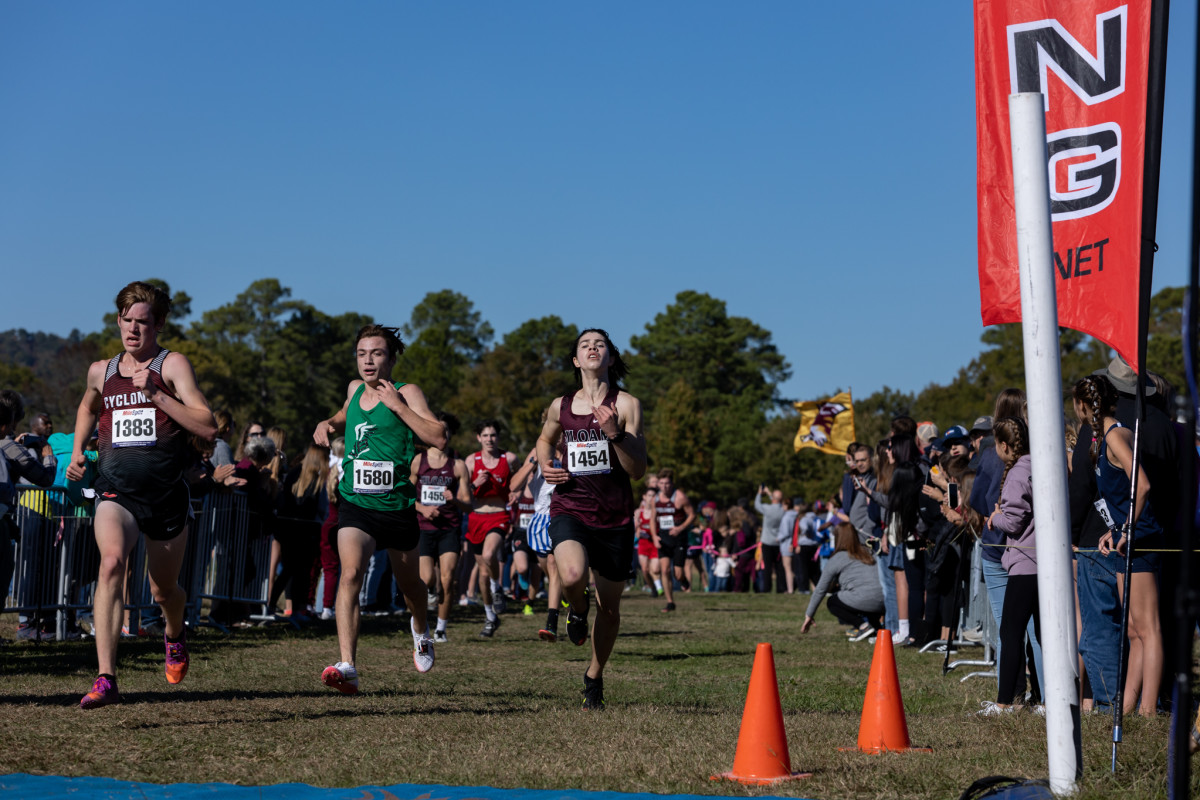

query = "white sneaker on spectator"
[891, 630, 907, 645]
[319, 608, 335, 621]
[977, 700, 1016, 716]
[961, 627, 983, 643]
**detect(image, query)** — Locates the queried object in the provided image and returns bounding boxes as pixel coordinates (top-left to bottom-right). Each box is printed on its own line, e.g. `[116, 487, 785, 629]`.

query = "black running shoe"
[566, 593, 589, 646]
[581, 671, 604, 710]
[661, 602, 676, 612]
[479, 618, 500, 639]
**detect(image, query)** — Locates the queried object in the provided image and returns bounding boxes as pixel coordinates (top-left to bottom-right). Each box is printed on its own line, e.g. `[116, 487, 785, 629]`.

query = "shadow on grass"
[0, 635, 283, 678]
[625, 649, 749, 661]
[0, 686, 548, 718]
[615, 630, 689, 638]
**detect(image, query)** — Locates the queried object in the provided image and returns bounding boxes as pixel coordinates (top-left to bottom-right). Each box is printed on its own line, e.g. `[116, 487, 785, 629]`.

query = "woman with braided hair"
[979, 417, 1040, 715]
[1073, 374, 1163, 717]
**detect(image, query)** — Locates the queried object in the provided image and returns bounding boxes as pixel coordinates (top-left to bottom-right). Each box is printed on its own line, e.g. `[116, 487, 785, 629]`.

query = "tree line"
[0, 280, 1187, 506]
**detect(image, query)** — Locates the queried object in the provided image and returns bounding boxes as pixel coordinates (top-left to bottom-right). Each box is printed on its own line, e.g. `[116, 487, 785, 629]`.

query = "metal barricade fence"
[191, 490, 276, 629]
[4, 486, 100, 640]
[947, 536, 998, 681]
[3, 486, 278, 638]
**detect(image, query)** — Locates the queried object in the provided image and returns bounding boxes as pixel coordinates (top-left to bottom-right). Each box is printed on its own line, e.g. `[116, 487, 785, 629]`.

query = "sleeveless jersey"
[415, 451, 461, 532]
[338, 382, 416, 512]
[635, 507, 654, 540]
[96, 348, 188, 502]
[548, 387, 633, 528]
[470, 451, 512, 504]
[1096, 423, 1162, 541]
[655, 495, 679, 533]
[514, 496, 536, 532]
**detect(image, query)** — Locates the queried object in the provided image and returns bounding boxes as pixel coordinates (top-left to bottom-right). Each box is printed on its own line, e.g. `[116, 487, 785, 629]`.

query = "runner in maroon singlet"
[465, 420, 518, 638]
[67, 282, 219, 709]
[410, 411, 471, 643]
[654, 467, 695, 612]
[536, 328, 646, 710]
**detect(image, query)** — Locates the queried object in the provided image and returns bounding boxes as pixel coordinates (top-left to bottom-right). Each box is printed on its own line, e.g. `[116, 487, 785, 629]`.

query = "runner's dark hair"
[573, 328, 628, 387]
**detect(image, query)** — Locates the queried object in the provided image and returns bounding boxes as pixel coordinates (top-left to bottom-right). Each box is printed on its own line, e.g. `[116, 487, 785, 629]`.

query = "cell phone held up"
[947, 482, 960, 509]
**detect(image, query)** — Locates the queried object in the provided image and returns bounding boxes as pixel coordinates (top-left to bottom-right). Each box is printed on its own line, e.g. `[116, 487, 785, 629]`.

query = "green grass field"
[0, 591, 1187, 800]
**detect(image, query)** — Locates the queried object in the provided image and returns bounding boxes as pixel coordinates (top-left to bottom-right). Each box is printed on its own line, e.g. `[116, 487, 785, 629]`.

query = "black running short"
[95, 478, 192, 542]
[656, 531, 689, 569]
[548, 514, 634, 583]
[338, 501, 420, 552]
[419, 527, 460, 559]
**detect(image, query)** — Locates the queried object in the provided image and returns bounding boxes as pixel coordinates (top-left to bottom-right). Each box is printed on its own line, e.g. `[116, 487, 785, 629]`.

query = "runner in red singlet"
[634, 488, 661, 596]
[465, 419, 518, 638]
[67, 282, 219, 709]
[537, 328, 646, 710]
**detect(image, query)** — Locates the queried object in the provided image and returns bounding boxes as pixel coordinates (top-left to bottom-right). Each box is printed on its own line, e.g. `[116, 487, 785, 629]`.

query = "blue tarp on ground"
[0, 775, 814, 800]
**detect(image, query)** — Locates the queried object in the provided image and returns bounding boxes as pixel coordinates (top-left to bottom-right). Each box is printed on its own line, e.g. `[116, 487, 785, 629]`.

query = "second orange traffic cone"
[848, 630, 931, 753]
[712, 642, 812, 784]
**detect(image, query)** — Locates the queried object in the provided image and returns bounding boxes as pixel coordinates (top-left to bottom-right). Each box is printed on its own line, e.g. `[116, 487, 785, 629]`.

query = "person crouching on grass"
[800, 523, 884, 641]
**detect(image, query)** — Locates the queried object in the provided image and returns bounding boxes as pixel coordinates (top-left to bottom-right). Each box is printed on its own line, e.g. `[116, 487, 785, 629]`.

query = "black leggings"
[827, 593, 883, 629]
[998, 573, 1041, 705]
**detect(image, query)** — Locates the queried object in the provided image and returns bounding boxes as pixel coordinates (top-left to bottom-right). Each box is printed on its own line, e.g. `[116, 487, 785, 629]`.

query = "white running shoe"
[413, 633, 435, 673]
[891, 630, 907, 645]
[321, 661, 359, 695]
[319, 608, 335, 621]
[433, 629, 448, 643]
[427, 591, 439, 611]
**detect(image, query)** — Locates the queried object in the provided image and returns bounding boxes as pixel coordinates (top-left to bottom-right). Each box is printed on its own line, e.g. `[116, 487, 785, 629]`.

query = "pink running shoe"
[164, 631, 189, 685]
[321, 662, 359, 695]
[80, 676, 120, 710]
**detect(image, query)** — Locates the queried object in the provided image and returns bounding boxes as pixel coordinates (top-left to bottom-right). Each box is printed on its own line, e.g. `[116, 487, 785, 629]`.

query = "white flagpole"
[1008, 92, 1083, 795]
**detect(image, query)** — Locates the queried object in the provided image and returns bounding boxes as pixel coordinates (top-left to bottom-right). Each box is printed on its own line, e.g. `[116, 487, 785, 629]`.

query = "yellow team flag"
[793, 391, 855, 456]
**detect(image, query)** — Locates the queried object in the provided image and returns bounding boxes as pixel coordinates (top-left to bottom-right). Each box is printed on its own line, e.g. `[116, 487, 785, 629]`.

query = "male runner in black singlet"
[68, 281, 218, 709]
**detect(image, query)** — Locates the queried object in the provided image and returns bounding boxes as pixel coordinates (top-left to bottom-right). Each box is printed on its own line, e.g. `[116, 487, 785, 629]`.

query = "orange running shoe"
[164, 630, 189, 685]
[80, 675, 120, 709]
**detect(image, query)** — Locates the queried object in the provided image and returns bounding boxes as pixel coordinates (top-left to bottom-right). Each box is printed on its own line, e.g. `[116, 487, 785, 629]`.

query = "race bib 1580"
[111, 408, 156, 448]
[353, 459, 394, 495]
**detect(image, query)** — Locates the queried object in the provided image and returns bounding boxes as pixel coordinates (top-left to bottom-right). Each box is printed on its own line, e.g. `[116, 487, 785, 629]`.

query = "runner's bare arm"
[606, 392, 646, 479]
[151, 352, 218, 440]
[509, 448, 538, 494]
[675, 490, 696, 531]
[377, 383, 447, 449]
[66, 360, 105, 482]
[452, 459, 474, 510]
[536, 400, 569, 485]
[314, 382, 358, 446]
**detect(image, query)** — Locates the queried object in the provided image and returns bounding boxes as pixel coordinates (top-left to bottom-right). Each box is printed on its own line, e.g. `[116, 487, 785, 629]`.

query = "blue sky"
[1, 3, 1195, 406]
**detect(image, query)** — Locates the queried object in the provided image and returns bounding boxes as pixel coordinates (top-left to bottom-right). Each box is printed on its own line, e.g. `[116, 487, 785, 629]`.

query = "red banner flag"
[976, 1, 1152, 371]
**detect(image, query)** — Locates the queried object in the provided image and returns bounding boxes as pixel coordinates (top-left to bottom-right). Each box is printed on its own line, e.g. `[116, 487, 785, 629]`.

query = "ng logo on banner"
[975, 1, 1151, 370]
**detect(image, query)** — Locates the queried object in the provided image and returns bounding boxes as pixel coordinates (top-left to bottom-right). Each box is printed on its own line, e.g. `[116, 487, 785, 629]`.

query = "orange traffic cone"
[712, 642, 812, 784]
[845, 630, 931, 753]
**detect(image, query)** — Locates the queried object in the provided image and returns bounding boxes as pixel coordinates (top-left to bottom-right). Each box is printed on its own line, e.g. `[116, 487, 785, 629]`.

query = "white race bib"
[565, 439, 611, 476]
[420, 483, 448, 506]
[1093, 498, 1116, 529]
[111, 408, 156, 448]
[519, 512, 533, 530]
[353, 459, 394, 495]
[657, 515, 675, 531]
